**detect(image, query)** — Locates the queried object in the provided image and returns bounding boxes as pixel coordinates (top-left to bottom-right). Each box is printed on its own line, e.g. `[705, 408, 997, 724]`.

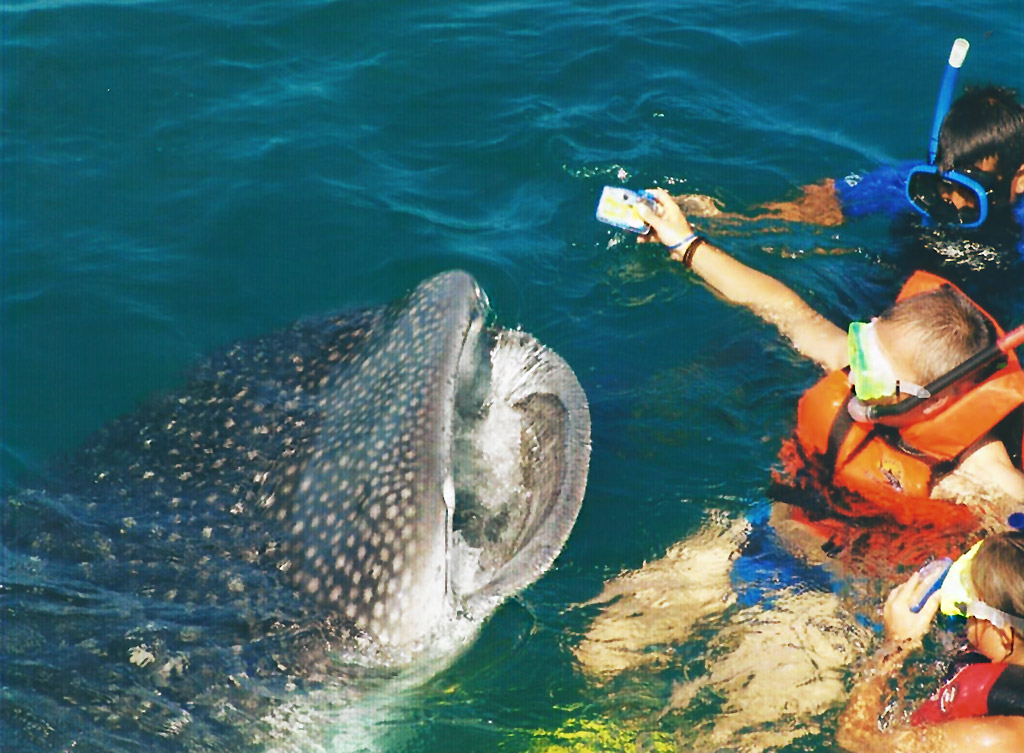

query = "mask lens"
[848, 321, 897, 400]
[960, 165, 1003, 195]
[939, 541, 983, 619]
[906, 167, 986, 227]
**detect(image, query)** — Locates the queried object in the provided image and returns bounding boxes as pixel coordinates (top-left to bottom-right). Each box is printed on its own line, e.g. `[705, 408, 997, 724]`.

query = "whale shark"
[3, 270, 590, 751]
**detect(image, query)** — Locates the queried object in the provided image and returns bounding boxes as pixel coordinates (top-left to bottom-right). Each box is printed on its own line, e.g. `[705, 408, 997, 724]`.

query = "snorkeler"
[690, 40, 1024, 259]
[837, 532, 1024, 751]
[770, 85, 1024, 233]
[631, 190, 1024, 530]
[576, 192, 1024, 749]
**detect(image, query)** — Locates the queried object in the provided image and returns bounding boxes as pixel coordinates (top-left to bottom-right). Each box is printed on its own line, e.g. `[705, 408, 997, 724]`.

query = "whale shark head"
[264, 270, 590, 653]
[5, 270, 589, 749]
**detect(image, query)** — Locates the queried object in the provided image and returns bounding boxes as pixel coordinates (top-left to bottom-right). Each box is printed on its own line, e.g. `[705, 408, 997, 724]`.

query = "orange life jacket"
[781, 271, 1024, 528]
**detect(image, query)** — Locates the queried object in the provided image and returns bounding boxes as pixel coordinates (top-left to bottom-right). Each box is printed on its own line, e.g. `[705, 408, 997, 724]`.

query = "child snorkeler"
[837, 532, 1024, 751]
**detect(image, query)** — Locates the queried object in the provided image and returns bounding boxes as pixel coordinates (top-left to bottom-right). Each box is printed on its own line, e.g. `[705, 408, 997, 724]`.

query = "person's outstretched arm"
[634, 188, 847, 371]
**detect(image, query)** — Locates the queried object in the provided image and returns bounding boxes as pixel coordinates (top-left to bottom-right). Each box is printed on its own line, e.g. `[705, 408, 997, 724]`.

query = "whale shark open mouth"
[241, 270, 592, 652]
[448, 327, 590, 608]
[3, 270, 590, 749]
[417, 274, 590, 639]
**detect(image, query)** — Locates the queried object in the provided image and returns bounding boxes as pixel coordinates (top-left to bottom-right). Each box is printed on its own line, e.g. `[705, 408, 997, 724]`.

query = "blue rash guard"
[833, 164, 911, 219]
[834, 163, 1024, 259]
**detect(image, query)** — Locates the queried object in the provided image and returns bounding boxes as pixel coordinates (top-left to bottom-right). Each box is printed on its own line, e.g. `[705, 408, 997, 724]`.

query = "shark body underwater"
[4, 270, 591, 751]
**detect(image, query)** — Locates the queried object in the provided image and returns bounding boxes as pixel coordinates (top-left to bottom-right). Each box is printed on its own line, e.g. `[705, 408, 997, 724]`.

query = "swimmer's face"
[965, 578, 1017, 662]
[966, 614, 1011, 661]
[909, 154, 1024, 227]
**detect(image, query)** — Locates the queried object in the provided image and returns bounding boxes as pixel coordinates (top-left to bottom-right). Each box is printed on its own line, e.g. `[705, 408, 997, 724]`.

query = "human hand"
[883, 571, 941, 646]
[632, 188, 696, 258]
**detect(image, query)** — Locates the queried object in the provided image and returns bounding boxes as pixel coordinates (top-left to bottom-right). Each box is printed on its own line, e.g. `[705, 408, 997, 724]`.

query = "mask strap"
[897, 380, 930, 399]
[966, 599, 1024, 634]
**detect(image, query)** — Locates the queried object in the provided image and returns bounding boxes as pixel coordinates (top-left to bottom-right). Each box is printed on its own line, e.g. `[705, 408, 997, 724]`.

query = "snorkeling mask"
[904, 38, 1001, 230]
[847, 320, 928, 401]
[937, 541, 1024, 633]
[847, 323, 1024, 426]
[907, 164, 1004, 229]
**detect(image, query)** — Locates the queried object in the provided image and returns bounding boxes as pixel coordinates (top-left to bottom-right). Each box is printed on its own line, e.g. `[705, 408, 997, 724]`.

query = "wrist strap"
[667, 232, 697, 251]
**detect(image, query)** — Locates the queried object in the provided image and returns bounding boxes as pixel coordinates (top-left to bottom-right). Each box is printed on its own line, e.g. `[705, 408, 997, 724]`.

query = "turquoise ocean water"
[3, 1, 1023, 750]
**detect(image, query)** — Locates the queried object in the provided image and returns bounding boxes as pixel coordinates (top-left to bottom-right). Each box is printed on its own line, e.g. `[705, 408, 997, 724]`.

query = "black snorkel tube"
[849, 324, 1024, 425]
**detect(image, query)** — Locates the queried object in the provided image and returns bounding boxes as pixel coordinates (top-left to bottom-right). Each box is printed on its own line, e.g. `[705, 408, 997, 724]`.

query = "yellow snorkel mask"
[938, 540, 1024, 632]
[938, 541, 982, 617]
[847, 320, 929, 402]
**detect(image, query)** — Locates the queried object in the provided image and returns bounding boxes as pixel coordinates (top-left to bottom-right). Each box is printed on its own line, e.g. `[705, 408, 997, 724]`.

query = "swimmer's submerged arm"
[836, 642, 911, 752]
[840, 711, 1024, 752]
[687, 239, 848, 371]
[755, 179, 845, 227]
[839, 576, 1024, 752]
[836, 646, 1024, 752]
[669, 180, 845, 226]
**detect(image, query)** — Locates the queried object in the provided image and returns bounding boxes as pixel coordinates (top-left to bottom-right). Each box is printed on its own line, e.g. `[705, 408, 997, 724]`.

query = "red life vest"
[912, 659, 1024, 725]
[781, 271, 1024, 527]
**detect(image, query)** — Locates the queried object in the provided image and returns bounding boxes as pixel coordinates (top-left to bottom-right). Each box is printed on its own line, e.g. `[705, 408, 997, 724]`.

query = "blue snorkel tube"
[927, 38, 970, 163]
[905, 39, 995, 228]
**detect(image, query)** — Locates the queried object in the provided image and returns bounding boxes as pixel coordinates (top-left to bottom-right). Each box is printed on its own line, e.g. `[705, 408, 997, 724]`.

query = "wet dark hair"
[936, 86, 1024, 181]
[972, 531, 1024, 635]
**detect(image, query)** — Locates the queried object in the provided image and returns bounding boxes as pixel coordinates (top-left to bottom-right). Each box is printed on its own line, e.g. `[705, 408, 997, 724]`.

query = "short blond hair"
[878, 286, 992, 385]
